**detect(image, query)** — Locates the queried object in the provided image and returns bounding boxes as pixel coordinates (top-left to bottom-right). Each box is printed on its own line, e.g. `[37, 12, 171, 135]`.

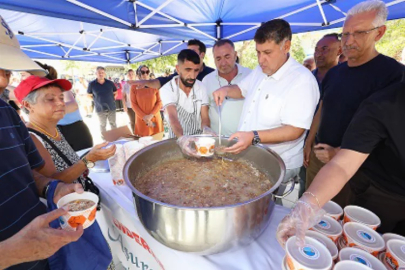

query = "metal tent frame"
[1, 0, 404, 64]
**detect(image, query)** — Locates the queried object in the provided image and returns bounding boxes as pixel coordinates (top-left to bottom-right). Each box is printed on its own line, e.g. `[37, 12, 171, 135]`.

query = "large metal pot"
[123, 136, 292, 255]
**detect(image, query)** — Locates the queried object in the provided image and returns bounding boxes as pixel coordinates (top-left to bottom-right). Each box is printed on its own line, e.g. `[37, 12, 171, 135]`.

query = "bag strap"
[28, 128, 74, 166]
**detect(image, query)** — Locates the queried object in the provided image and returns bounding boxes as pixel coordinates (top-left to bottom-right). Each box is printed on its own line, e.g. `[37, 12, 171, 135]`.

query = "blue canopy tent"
[1, 0, 404, 64]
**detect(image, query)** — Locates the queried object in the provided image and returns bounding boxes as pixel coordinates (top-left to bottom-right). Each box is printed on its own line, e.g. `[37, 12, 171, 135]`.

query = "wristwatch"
[252, 131, 261, 145]
[82, 156, 95, 168]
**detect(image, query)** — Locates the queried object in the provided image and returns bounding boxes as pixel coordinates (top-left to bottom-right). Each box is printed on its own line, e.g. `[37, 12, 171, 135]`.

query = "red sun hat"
[14, 75, 72, 103]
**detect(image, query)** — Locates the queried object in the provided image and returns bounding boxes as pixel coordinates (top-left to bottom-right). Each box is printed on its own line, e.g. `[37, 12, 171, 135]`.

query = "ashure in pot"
[124, 136, 289, 255]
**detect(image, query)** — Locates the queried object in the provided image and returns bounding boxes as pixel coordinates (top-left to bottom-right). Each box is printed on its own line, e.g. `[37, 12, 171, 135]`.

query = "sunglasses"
[141, 70, 150, 75]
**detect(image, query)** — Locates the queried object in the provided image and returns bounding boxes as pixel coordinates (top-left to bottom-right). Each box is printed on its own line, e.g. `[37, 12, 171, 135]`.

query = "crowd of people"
[1, 0, 405, 268]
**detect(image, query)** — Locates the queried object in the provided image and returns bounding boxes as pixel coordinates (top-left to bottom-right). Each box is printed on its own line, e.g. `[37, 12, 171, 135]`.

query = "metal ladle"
[217, 103, 222, 146]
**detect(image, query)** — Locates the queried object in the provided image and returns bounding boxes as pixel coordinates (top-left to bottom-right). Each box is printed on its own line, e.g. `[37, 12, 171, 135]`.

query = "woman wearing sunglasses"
[130, 65, 163, 136]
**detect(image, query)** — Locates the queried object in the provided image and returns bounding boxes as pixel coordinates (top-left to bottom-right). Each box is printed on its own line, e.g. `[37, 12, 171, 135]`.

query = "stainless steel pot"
[123, 136, 293, 255]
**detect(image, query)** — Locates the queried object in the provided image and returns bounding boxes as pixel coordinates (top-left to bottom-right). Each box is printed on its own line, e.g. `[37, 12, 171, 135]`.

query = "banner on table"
[99, 207, 165, 270]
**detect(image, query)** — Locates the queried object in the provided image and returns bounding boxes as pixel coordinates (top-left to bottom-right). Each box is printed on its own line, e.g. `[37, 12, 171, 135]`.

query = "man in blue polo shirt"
[0, 16, 83, 269]
[87, 66, 118, 135]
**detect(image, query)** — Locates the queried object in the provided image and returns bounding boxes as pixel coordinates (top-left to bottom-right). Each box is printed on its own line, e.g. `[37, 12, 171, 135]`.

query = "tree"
[290, 36, 306, 64]
[130, 54, 177, 75]
[376, 19, 405, 61]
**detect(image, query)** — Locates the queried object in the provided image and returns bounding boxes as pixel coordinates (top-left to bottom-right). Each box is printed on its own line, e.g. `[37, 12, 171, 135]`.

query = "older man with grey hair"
[304, 0, 405, 207]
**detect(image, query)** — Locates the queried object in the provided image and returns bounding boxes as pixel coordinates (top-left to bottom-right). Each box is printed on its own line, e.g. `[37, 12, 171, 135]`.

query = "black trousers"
[348, 170, 405, 236]
[58, 120, 93, 151]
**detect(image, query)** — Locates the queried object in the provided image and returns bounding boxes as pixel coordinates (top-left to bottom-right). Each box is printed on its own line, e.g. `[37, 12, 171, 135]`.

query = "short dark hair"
[96, 66, 105, 71]
[177, 49, 201, 65]
[187, 39, 206, 53]
[322, 33, 340, 41]
[254, 19, 292, 45]
[127, 69, 134, 73]
[213, 39, 235, 50]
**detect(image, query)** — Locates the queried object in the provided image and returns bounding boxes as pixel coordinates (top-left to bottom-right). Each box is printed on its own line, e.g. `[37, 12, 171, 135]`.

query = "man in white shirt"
[160, 49, 210, 139]
[202, 39, 251, 136]
[213, 19, 319, 196]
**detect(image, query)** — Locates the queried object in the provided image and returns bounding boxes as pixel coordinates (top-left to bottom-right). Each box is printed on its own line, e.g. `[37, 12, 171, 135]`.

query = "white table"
[91, 169, 289, 270]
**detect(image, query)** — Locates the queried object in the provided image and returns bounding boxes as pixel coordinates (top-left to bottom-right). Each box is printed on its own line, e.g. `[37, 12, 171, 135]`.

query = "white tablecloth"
[91, 170, 289, 270]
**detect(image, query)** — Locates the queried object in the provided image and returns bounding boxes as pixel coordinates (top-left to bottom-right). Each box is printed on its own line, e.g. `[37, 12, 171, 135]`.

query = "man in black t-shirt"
[304, 1, 405, 207]
[277, 78, 405, 243]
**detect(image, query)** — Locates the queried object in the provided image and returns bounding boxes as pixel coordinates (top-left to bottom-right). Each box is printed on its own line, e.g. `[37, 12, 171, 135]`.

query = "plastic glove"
[276, 195, 326, 249]
[177, 136, 200, 158]
[202, 126, 218, 136]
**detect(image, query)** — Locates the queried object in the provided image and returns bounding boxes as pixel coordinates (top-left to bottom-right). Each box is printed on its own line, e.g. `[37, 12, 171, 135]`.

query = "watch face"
[87, 161, 95, 168]
[253, 137, 260, 145]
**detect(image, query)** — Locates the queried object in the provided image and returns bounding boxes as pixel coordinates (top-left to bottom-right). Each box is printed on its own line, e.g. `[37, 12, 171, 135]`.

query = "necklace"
[30, 121, 59, 140]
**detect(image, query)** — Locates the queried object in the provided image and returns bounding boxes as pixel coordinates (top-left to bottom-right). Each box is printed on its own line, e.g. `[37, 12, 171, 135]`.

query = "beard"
[180, 76, 196, 88]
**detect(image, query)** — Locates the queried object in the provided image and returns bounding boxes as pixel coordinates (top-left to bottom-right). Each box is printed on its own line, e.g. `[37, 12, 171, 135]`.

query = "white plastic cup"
[286, 236, 332, 270]
[57, 192, 99, 231]
[282, 256, 289, 270]
[343, 205, 381, 230]
[339, 247, 387, 270]
[323, 201, 343, 221]
[194, 137, 215, 157]
[333, 260, 371, 270]
[310, 215, 342, 243]
[383, 233, 405, 245]
[385, 239, 405, 269]
[108, 144, 125, 186]
[342, 222, 385, 257]
[306, 230, 338, 261]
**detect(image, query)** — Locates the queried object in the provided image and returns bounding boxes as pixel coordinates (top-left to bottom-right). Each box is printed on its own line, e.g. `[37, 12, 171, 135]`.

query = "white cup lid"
[286, 236, 332, 269]
[344, 205, 381, 226]
[387, 239, 405, 263]
[323, 200, 343, 216]
[306, 230, 338, 259]
[383, 233, 405, 244]
[339, 247, 386, 270]
[334, 260, 373, 270]
[312, 215, 342, 236]
[344, 222, 385, 250]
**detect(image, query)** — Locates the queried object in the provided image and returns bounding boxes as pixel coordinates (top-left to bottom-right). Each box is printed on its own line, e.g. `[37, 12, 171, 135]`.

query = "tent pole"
[70, 53, 98, 58]
[87, 30, 103, 50]
[22, 48, 62, 58]
[137, 0, 177, 26]
[100, 54, 127, 62]
[316, 0, 329, 26]
[91, 45, 128, 51]
[65, 35, 83, 57]
[223, 24, 260, 40]
[20, 34, 83, 52]
[163, 41, 184, 55]
[66, 0, 132, 27]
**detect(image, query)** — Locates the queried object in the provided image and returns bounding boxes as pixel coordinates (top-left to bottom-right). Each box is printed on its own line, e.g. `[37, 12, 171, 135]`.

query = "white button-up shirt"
[237, 56, 319, 169]
[202, 64, 251, 136]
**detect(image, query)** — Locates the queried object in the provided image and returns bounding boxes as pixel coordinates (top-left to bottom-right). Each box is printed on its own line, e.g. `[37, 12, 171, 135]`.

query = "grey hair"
[347, 0, 388, 27]
[22, 90, 40, 114]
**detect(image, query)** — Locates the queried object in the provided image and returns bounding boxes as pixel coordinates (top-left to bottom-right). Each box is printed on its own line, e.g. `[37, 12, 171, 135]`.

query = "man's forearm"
[128, 79, 161, 89]
[0, 234, 24, 268]
[305, 102, 322, 147]
[258, 125, 305, 144]
[32, 170, 51, 197]
[171, 121, 184, 138]
[87, 94, 93, 100]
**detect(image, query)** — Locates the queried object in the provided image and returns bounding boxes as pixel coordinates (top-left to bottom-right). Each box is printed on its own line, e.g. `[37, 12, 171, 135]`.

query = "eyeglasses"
[141, 70, 150, 75]
[338, 26, 381, 40]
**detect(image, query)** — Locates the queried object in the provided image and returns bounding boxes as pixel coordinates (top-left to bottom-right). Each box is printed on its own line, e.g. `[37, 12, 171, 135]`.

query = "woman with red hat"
[14, 76, 116, 184]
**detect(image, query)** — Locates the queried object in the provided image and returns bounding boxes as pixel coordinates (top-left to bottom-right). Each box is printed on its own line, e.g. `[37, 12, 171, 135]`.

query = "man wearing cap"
[0, 16, 83, 269]
[87, 66, 118, 135]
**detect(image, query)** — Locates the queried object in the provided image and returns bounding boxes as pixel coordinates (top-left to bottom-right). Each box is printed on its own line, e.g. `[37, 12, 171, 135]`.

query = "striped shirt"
[0, 99, 48, 270]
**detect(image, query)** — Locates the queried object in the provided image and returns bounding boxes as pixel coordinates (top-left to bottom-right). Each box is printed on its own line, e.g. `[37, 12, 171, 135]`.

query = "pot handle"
[274, 176, 298, 199]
